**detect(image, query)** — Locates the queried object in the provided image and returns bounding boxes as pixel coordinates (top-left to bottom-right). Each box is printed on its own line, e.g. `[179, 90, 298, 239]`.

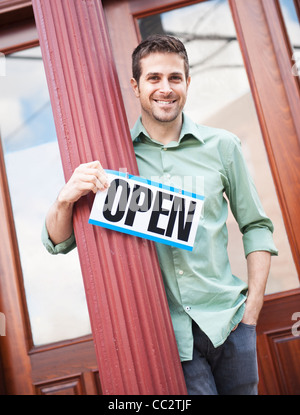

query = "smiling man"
[131, 51, 190, 143]
[42, 35, 278, 395]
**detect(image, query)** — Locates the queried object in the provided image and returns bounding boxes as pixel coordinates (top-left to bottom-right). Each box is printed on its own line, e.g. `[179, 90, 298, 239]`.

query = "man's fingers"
[87, 160, 102, 168]
[74, 161, 109, 190]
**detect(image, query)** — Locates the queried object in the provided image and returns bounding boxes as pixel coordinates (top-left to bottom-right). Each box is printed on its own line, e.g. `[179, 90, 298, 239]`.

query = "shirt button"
[178, 270, 184, 275]
[163, 147, 167, 151]
[185, 306, 191, 312]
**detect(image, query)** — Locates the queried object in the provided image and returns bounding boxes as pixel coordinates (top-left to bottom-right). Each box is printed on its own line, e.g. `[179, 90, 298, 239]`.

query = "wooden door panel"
[30, 337, 100, 395]
[274, 336, 300, 395]
[35, 374, 91, 395]
[34, 372, 100, 395]
[257, 290, 300, 395]
[258, 332, 300, 395]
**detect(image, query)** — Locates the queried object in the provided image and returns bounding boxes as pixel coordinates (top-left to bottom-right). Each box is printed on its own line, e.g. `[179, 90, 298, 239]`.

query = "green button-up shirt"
[42, 114, 278, 361]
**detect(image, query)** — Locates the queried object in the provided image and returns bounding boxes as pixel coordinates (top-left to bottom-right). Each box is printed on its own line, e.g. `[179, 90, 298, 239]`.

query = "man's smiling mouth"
[154, 100, 176, 105]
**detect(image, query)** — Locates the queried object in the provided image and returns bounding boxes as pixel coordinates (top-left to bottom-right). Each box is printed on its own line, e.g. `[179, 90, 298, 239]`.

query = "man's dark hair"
[132, 34, 190, 84]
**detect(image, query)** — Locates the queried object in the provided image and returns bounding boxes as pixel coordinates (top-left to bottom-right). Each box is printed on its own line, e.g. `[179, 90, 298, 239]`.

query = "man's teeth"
[156, 100, 175, 105]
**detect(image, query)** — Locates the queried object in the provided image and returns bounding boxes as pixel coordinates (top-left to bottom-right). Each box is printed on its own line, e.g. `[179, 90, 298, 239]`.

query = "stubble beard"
[144, 102, 183, 125]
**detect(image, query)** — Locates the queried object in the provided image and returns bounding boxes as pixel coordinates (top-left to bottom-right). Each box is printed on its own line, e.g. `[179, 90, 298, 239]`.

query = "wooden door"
[102, 0, 300, 395]
[1, 0, 299, 395]
[0, 0, 186, 396]
[0, 2, 100, 395]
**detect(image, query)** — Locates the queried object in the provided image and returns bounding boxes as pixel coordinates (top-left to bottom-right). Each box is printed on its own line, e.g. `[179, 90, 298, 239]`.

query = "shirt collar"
[130, 113, 205, 145]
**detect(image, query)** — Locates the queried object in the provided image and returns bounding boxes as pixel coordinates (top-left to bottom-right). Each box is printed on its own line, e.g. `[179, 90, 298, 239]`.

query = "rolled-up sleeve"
[243, 227, 278, 257]
[224, 135, 278, 258]
[41, 221, 77, 255]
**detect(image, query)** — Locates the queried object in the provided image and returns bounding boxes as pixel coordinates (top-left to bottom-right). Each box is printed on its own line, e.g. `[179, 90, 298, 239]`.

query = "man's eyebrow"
[145, 72, 161, 77]
[145, 72, 184, 77]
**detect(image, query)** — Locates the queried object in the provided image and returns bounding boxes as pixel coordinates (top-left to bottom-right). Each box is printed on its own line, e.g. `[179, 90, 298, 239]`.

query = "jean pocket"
[240, 322, 256, 328]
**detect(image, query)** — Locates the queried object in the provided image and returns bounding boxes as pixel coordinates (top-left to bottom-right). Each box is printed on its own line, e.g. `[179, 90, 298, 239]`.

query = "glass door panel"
[279, 0, 300, 79]
[0, 46, 91, 346]
[138, 0, 299, 294]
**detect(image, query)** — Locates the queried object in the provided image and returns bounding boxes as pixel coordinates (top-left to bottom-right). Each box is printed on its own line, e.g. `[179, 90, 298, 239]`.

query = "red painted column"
[32, 0, 187, 395]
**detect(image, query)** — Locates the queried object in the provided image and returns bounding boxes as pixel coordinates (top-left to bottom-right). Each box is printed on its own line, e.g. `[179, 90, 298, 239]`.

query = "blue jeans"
[182, 320, 259, 395]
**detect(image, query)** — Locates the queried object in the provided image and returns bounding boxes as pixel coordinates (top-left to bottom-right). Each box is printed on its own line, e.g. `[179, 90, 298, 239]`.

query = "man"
[42, 35, 278, 394]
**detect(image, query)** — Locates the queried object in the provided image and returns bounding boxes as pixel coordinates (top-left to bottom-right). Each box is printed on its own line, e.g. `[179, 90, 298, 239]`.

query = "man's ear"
[186, 75, 191, 90]
[131, 78, 140, 98]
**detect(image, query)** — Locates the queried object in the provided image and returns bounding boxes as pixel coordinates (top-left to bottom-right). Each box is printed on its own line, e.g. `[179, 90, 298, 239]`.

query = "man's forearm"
[45, 198, 74, 246]
[242, 250, 271, 325]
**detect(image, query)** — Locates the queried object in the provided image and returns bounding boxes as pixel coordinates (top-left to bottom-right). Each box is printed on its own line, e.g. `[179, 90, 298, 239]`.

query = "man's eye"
[170, 76, 182, 81]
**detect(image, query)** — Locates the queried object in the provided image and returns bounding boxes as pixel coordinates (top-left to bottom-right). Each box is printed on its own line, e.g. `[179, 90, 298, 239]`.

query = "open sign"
[89, 170, 204, 251]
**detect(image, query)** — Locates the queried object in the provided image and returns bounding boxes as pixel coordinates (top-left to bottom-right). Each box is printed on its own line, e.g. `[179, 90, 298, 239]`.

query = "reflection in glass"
[279, 0, 300, 78]
[0, 47, 91, 345]
[138, 0, 299, 294]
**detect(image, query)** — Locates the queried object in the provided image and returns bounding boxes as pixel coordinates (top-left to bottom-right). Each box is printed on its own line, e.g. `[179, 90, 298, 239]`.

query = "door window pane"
[279, 0, 300, 79]
[0, 47, 91, 345]
[138, 0, 299, 294]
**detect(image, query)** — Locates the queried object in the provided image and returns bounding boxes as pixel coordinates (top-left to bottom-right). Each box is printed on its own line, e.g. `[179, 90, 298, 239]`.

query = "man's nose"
[159, 79, 172, 95]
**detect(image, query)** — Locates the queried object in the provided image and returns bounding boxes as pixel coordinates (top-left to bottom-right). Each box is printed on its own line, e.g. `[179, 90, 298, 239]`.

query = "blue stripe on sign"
[105, 169, 204, 201]
[88, 219, 193, 251]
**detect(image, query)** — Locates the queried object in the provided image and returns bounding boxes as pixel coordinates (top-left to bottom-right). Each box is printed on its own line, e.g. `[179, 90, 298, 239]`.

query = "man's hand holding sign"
[45, 161, 109, 246]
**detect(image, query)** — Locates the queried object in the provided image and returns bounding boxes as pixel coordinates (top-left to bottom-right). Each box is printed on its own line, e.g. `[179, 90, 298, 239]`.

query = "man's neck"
[141, 114, 183, 145]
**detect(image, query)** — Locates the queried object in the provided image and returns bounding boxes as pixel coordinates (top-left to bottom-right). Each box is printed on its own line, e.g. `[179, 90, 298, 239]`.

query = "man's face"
[131, 52, 190, 126]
